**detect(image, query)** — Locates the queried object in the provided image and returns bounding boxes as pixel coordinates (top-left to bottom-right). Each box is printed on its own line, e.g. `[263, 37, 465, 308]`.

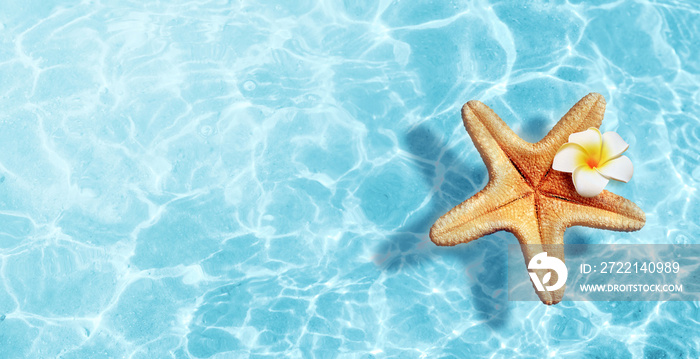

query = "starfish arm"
[544, 193, 645, 231]
[461, 101, 531, 182]
[517, 242, 567, 305]
[463, 98, 606, 187]
[539, 171, 646, 231]
[504, 194, 567, 305]
[431, 100, 534, 246]
[537, 92, 607, 153]
[429, 184, 531, 246]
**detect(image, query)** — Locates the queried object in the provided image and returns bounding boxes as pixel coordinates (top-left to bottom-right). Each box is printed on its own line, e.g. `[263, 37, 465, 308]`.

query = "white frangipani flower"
[552, 127, 633, 197]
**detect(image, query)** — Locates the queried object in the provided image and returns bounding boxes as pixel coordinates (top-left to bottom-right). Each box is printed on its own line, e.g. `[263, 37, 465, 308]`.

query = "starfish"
[430, 93, 646, 305]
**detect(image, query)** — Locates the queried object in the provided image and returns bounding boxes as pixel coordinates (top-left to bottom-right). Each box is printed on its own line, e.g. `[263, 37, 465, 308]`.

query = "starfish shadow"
[372, 123, 480, 265]
[518, 116, 551, 143]
[372, 122, 512, 327]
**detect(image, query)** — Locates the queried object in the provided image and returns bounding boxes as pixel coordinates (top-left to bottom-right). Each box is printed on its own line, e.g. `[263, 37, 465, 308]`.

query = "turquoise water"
[0, 0, 698, 358]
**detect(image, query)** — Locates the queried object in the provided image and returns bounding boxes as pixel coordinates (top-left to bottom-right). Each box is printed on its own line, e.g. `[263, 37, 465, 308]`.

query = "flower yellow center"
[586, 157, 599, 169]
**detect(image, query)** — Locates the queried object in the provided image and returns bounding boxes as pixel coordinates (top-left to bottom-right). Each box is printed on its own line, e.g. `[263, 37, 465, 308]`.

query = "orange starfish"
[430, 93, 646, 304]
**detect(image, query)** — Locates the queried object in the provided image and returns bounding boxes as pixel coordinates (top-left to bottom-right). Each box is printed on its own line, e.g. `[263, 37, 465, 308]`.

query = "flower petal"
[573, 166, 609, 197]
[601, 131, 629, 162]
[568, 127, 602, 160]
[552, 143, 588, 173]
[597, 155, 633, 183]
